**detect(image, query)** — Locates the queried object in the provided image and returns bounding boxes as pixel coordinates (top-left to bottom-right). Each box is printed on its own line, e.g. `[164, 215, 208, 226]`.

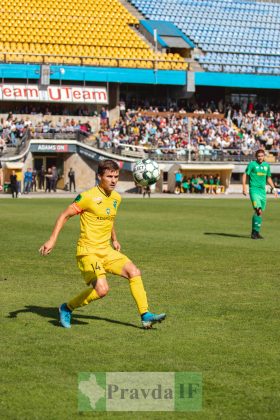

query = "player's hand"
[39, 240, 55, 256]
[112, 240, 121, 252]
[242, 189, 247, 196]
[274, 190, 278, 198]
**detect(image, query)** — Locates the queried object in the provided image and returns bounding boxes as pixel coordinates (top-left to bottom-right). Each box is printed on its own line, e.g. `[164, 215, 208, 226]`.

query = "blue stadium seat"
[131, 0, 280, 75]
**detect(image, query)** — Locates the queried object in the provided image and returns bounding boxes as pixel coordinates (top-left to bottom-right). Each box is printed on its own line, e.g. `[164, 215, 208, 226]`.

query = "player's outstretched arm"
[267, 177, 278, 198]
[242, 173, 248, 196]
[111, 224, 121, 251]
[39, 205, 77, 256]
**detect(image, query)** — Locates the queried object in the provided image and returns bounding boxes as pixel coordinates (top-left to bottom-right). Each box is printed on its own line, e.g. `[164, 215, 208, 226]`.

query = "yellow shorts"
[77, 247, 131, 285]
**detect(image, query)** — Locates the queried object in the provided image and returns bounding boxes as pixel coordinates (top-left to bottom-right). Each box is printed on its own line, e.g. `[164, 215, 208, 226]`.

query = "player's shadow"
[7, 305, 143, 329]
[204, 232, 250, 239]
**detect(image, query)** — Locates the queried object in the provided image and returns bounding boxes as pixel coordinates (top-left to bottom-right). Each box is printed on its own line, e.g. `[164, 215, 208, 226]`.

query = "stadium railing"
[0, 52, 188, 70]
[110, 143, 279, 163]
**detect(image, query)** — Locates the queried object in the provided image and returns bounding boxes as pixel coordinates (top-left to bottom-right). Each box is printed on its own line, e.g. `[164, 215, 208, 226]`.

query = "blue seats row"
[131, 0, 280, 75]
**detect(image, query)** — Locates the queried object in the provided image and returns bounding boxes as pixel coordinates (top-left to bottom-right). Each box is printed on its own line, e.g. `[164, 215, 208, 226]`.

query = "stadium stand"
[129, 0, 280, 74]
[95, 108, 280, 162]
[0, 0, 187, 69]
[1, 105, 279, 164]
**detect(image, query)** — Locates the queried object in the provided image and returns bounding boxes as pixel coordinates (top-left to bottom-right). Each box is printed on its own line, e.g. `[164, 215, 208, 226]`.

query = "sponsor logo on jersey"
[97, 216, 115, 221]
[113, 200, 117, 209]
[106, 208, 111, 215]
[93, 196, 102, 204]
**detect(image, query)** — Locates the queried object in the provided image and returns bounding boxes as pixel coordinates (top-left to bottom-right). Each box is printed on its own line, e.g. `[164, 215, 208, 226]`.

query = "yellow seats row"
[2, 47, 183, 62]
[0, 37, 150, 50]
[0, 0, 185, 69]
[0, 41, 185, 62]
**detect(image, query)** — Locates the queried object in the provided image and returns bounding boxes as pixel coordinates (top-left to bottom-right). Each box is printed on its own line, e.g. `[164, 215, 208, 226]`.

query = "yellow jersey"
[71, 186, 121, 255]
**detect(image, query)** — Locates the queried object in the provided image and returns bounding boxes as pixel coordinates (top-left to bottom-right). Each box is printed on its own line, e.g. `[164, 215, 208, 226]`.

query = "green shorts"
[249, 189, 267, 211]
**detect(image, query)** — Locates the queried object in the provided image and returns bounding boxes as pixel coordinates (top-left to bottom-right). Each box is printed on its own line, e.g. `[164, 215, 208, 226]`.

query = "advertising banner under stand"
[0, 85, 108, 104]
[30, 143, 77, 153]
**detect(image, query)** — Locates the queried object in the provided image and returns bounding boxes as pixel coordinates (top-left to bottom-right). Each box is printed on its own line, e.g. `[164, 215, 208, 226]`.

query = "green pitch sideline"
[242, 149, 278, 239]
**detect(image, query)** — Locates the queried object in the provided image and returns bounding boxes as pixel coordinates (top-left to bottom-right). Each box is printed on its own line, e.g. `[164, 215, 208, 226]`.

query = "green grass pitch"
[0, 198, 279, 419]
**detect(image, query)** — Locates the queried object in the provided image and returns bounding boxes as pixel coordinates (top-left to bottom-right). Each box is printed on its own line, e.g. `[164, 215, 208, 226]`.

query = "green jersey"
[245, 160, 271, 190]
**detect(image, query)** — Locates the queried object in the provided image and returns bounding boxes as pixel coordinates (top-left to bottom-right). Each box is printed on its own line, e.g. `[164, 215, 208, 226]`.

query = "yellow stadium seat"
[1, 0, 184, 70]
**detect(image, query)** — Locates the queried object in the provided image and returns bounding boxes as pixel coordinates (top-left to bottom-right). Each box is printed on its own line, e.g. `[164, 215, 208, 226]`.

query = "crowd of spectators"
[0, 114, 31, 153]
[96, 104, 280, 161]
[0, 112, 93, 154]
[33, 118, 92, 139]
[0, 104, 98, 117]
[1, 100, 280, 162]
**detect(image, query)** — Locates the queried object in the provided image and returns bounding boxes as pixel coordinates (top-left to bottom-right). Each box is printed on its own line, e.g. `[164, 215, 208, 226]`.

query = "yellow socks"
[67, 288, 100, 311]
[67, 276, 148, 314]
[129, 276, 148, 315]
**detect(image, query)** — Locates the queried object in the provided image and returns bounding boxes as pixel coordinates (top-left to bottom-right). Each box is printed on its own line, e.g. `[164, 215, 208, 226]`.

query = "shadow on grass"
[204, 232, 250, 239]
[7, 305, 143, 329]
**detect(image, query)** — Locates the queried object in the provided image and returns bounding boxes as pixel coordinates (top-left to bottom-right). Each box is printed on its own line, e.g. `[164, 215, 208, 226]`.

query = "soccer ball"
[133, 159, 160, 186]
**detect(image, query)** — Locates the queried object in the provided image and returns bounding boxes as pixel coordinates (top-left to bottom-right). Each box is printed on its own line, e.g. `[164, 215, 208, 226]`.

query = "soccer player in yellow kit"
[39, 159, 166, 329]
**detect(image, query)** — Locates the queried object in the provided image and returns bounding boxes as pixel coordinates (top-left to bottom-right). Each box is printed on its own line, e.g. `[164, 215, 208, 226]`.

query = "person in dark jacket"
[68, 168, 76, 192]
[10, 170, 18, 198]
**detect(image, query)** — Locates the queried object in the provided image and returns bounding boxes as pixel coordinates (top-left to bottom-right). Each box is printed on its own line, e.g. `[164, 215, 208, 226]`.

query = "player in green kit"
[242, 149, 278, 239]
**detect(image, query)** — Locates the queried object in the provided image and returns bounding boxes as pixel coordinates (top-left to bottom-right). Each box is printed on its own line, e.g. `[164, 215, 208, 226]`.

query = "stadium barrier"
[202, 61, 280, 75]
[0, 52, 188, 70]
[139, 111, 225, 119]
[112, 144, 279, 163]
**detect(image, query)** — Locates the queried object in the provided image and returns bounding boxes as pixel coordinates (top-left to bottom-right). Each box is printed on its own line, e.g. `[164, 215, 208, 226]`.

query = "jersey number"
[91, 262, 101, 272]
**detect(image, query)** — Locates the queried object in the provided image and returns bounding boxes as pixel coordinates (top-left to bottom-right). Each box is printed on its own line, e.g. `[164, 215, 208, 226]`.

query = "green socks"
[252, 214, 262, 233]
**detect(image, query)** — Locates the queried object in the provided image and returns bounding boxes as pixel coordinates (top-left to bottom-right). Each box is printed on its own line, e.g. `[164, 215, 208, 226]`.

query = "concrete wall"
[64, 153, 97, 191]
[108, 84, 120, 124]
[50, 151, 134, 192]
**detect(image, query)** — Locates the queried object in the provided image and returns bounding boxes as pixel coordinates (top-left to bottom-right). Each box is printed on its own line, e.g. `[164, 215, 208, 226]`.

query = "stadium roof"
[140, 20, 195, 49]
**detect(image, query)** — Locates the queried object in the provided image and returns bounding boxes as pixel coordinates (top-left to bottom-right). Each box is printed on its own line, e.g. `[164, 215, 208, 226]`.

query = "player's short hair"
[97, 159, 119, 176]
[255, 149, 265, 157]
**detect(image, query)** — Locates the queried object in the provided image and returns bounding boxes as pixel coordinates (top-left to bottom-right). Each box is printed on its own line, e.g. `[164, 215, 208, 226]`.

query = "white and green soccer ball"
[133, 159, 160, 186]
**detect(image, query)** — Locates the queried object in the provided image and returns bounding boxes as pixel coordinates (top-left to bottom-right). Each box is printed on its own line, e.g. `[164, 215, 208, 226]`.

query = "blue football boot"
[141, 312, 166, 329]
[59, 303, 72, 328]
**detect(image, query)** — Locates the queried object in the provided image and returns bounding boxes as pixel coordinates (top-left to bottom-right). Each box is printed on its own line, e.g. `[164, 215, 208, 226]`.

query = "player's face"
[256, 153, 265, 163]
[99, 169, 119, 193]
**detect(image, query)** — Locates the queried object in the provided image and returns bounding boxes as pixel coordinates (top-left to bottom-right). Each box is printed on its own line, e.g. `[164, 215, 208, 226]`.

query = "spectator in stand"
[10, 170, 18, 198]
[7, 111, 13, 121]
[0, 137, 6, 155]
[120, 100, 126, 118]
[100, 107, 108, 128]
[55, 117, 63, 132]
